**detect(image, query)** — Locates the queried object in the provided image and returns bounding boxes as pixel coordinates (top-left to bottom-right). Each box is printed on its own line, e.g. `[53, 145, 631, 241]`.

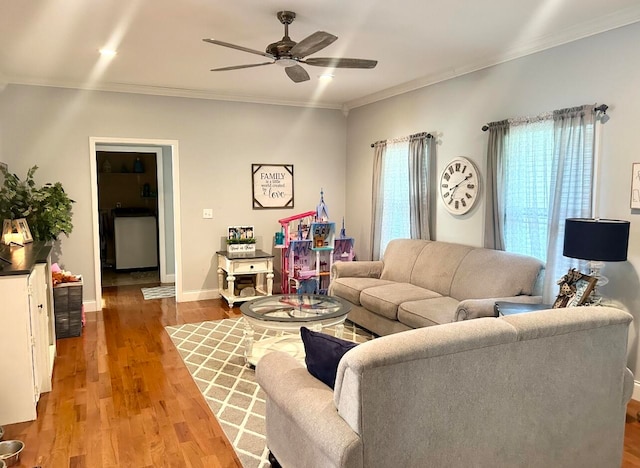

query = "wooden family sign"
[252, 164, 294, 209]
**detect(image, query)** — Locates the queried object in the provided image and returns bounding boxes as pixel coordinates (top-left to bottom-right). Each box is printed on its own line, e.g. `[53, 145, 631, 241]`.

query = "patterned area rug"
[165, 317, 373, 468]
[141, 285, 175, 300]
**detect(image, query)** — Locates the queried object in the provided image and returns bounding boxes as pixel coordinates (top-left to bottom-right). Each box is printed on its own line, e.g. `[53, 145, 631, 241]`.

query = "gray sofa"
[329, 239, 544, 336]
[256, 306, 635, 468]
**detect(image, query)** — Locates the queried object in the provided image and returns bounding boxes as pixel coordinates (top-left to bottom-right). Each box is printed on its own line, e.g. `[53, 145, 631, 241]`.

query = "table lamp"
[563, 218, 630, 288]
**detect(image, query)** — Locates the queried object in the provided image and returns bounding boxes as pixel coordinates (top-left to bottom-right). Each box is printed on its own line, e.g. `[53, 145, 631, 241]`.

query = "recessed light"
[99, 48, 117, 57]
[318, 73, 334, 82]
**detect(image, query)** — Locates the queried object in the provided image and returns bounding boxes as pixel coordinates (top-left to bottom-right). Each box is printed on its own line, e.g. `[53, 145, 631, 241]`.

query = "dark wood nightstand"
[494, 301, 552, 317]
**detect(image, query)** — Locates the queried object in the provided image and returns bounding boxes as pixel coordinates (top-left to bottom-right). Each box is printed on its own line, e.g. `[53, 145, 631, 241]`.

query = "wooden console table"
[216, 250, 274, 307]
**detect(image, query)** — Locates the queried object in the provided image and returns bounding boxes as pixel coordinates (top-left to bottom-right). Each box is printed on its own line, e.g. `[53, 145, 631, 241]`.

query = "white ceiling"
[1, 0, 640, 110]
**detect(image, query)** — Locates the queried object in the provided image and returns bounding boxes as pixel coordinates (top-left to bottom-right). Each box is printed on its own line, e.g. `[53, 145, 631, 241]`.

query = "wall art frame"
[631, 162, 640, 209]
[553, 268, 597, 308]
[252, 164, 294, 209]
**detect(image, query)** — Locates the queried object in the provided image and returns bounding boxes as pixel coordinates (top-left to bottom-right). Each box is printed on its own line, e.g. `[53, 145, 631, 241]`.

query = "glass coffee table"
[239, 294, 351, 366]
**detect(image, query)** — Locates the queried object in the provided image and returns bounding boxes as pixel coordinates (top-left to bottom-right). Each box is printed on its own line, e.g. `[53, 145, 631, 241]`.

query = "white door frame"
[89, 137, 182, 309]
[94, 144, 174, 283]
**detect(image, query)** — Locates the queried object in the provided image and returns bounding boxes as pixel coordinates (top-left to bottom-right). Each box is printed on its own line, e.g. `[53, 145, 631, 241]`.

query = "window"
[492, 106, 596, 302]
[502, 118, 554, 262]
[378, 140, 410, 257]
[371, 132, 432, 260]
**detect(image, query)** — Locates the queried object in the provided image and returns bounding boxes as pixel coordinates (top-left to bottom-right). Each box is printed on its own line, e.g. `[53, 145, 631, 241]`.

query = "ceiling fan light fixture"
[276, 58, 298, 68]
[203, 11, 377, 83]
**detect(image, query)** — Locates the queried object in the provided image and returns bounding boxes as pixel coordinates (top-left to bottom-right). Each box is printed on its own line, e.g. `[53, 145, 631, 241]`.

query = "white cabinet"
[0, 244, 56, 425]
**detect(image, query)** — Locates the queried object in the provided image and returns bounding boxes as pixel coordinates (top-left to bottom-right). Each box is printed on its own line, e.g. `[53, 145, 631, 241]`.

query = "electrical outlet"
[203, 208, 213, 219]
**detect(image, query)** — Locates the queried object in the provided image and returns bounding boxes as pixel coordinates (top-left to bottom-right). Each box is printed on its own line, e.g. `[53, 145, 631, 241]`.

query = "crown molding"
[345, 7, 640, 111]
[6, 77, 344, 110]
[5, 6, 640, 112]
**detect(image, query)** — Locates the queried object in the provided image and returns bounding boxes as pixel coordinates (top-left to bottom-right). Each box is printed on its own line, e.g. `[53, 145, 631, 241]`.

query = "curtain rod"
[481, 104, 609, 131]
[370, 133, 433, 147]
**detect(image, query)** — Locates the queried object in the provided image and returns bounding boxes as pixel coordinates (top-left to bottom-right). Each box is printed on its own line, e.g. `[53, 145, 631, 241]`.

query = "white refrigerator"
[114, 215, 158, 270]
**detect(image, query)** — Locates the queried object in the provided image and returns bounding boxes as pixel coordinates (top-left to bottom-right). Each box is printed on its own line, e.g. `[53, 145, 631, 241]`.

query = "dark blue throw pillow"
[300, 327, 358, 389]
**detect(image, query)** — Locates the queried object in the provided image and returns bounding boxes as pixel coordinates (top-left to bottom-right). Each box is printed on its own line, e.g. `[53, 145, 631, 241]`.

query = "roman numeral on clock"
[455, 162, 461, 172]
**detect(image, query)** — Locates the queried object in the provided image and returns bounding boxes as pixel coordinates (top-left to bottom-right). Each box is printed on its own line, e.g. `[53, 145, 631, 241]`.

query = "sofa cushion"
[397, 296, 461, 328]
[409, 241, 474, 296]
[361, 283, 441, 321]
[300, 327, 358, 389]
[450, 248, 543, 301]
[380, 239, 431, 283]
[330, 277, 395, 305]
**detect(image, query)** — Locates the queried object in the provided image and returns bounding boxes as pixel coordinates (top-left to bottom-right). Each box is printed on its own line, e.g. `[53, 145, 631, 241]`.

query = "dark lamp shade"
[563, 218, 630, 262]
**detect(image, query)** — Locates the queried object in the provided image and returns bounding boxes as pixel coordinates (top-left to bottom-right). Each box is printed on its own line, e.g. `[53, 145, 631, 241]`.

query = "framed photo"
[13, 218, 33, 243]
[631, 162, 640, 209]
[227, 225, 254, 241]
[252, 164, 294, 209]
[2, 219, 12, 244]
[553, 269, 597, 308]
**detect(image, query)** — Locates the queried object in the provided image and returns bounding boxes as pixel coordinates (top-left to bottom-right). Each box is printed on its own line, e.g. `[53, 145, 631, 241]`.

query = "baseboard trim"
[83, 300, 99, 312]
[179, 288, 220, 302]
[163, 274, 176, 284]
[634, 380, 640, 402]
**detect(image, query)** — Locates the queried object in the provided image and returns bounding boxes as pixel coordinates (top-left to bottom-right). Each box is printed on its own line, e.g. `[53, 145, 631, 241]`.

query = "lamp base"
[586, 261, 607, 304]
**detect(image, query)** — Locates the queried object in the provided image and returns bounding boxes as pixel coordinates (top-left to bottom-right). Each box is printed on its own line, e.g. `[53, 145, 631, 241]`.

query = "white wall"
[346, 23, 640, 379]
[0, 85, 347, 304]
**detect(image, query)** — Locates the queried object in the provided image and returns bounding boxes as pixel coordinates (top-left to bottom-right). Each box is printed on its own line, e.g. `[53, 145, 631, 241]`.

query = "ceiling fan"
[203, 11, 377, 83]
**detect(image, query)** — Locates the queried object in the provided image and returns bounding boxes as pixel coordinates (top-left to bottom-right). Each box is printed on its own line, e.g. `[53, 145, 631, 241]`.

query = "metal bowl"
[0, 440, 24, 467]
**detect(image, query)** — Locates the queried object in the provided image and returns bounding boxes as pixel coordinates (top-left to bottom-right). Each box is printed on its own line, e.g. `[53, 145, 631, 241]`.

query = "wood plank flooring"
[3, 284, 242, 468]
[3, 284, 640, 467]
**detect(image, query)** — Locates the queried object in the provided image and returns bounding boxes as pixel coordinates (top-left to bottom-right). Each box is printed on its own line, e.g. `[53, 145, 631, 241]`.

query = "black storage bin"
[53, 281, 83, 338]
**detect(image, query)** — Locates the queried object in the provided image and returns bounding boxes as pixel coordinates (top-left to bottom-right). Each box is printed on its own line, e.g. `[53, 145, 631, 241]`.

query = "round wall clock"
[439, 157, 480, 215]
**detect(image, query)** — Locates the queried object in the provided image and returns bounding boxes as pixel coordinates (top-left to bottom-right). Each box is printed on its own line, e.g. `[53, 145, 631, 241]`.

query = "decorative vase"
[133, 157, 144, 173]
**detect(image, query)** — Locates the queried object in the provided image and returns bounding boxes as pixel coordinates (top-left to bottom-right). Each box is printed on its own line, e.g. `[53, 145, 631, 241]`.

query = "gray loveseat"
[256, 306, 634, 468]
[329, 239, 544, 336]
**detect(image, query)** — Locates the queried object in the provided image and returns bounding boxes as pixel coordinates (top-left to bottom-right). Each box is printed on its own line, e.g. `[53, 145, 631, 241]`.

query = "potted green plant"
[0, 165, 74, 242]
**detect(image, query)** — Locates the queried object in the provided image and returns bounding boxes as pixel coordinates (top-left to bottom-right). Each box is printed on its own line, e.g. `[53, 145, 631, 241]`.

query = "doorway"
[89, 138, 182, 310]
[97, 149, 161, 287]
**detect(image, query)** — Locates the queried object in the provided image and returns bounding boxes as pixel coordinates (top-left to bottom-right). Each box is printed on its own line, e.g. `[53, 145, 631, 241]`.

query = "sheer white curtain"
[370, 133, 433, 260]
[503, 116, 554, 261]
[485, 105, 596, 302]
[378, 139, 410, 258]
[542, 105, 595, 303]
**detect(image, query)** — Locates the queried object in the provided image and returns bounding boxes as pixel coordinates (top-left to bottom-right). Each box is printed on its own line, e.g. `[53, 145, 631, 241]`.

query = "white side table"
[216, 250, 274, 307]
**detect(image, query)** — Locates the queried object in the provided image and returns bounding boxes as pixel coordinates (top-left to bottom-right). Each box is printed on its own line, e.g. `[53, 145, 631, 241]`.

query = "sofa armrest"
[332, 260, 383, 279]
[256, 352, 362, 465]
[455, 296, 543, 321]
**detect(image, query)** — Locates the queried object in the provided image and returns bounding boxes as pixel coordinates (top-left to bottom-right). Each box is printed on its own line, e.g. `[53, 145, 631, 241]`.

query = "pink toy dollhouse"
[276, 192, 355, 295]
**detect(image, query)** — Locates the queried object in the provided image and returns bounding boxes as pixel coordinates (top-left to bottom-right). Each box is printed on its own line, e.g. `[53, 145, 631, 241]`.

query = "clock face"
[439, 157, 480, 215]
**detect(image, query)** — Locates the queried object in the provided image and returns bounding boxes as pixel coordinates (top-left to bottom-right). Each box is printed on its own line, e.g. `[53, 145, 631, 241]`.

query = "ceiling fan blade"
[211, 62, 274, 72]
[203, 38, 274, 59]
[303, 57, 378, 69]
[285, 64, 310, 83]
[290, 31, 338, 58]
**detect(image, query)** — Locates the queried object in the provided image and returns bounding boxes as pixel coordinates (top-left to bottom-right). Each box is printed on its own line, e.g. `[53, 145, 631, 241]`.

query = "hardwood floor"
[3, 284, 640, 467]
[3, 284, 242, 468]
